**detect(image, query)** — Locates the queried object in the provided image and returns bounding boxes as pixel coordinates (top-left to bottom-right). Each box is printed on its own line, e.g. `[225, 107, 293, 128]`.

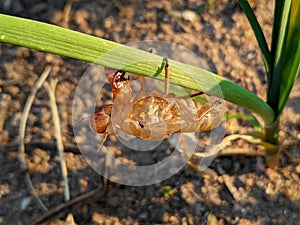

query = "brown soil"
[0, 0, 300, 225]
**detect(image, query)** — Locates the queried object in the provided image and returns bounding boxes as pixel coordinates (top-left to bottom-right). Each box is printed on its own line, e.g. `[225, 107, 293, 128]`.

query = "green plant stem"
[0, 14, 275, 124]
[264, 118, 279, 148]
[264, 117, 280, 167]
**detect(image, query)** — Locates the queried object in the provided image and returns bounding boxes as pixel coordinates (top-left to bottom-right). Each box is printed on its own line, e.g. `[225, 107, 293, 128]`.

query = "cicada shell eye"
[112, 71, 127, 86]
[110, 70, 130, 95]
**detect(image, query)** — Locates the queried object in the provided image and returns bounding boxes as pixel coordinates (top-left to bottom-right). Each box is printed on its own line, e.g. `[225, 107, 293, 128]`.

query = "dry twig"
[29, 186, 107, 225]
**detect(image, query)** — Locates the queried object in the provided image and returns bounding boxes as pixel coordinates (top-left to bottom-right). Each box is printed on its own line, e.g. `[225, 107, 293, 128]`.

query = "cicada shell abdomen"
[121, 96, 182, 140]
[176, 99, 224, 133]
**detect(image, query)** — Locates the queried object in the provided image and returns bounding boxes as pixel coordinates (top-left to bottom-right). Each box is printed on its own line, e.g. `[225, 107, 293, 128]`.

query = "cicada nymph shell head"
[105, 69, 131, 99]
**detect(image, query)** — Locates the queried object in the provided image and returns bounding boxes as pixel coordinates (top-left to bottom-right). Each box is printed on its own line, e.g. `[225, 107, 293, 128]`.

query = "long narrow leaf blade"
[226, 113, 262, 131]
[0, 14, 275, 123]
[238, 0, 271, 83]
[269, 0, 284, 87]
[267, 0, 300, 116]
[277, 0, 300, 115]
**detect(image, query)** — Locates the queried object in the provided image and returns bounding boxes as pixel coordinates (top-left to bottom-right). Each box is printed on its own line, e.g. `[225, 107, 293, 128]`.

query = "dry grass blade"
[18, 67, 51, 212]
[193, 134, 273, 159]
[43, 79, 70, 201]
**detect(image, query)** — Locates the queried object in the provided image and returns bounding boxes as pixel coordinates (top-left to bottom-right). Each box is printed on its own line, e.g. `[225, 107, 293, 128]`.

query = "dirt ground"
[0, 0, 300, 224]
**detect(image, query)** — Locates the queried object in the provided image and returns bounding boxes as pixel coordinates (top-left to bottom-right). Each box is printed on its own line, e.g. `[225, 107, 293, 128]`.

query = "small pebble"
[181, 10, 198, 22]
[20, 197, 31, 210]
[139, 211, 148, 220]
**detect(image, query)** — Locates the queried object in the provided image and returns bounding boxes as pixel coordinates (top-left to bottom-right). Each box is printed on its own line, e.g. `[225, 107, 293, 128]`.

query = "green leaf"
[0, 14, 275, 123]
[238, 0, 271, 83]
[196, 5, 206, 14]
[226, 113, 262, 131]
[267, 0, 300, 116]
[162, 186, 175, 197]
